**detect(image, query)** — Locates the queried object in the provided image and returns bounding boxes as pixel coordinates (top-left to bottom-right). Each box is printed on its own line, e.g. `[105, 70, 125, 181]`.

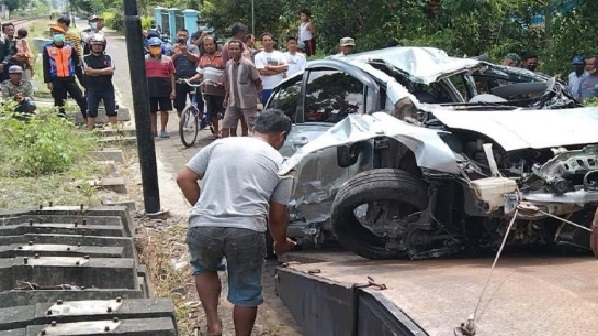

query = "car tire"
[330, 169, 429, 260]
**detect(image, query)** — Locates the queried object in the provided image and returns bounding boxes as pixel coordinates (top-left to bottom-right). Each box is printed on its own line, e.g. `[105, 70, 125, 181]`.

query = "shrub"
[0, 105, 97, 177]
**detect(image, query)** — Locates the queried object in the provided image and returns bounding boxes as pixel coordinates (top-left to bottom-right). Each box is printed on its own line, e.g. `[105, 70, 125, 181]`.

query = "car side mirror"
[337, 142, 363, 167]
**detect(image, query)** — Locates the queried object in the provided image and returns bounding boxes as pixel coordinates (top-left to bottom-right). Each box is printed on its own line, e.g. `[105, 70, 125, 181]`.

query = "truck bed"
[278, 251, 598, 336]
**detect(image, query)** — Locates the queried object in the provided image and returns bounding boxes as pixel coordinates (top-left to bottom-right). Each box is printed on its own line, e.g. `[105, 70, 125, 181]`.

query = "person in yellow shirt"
[56, 17, 82, 61]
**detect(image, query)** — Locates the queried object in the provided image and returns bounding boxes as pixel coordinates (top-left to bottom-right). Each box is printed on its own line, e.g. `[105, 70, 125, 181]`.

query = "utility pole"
[251, 0, 255, 36]
[123, 0, 162, 214]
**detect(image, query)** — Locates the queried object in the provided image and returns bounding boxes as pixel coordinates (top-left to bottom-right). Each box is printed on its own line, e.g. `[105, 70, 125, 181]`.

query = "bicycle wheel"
[179, 106, 199, 148]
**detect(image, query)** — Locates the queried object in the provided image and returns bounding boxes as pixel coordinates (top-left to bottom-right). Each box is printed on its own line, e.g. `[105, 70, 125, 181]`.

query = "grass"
[136, 221, 197, 336]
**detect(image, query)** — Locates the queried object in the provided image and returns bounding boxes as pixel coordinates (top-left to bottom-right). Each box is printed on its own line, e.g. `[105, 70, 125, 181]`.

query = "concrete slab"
[0, 244, 124, 259]
[101, 177, 127, 194]
[0, 223, 126, 237]
[1, 257, 139, 290]
[25, 316, 177, 335]
[97, 136, 137, 146]
[102, 200, 136, 212]
[95, 128, 137, 138]
[0, 289, 148, 309]
[281, 252, 598, 336]
[0, 298, 175, 330]
[75, 107, 131, 124]
[90, 149, 125, 163]
[0, 235, 136, 259]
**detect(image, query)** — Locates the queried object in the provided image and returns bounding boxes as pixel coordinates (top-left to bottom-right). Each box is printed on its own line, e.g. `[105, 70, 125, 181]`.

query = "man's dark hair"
[228, 39, 244, 51]
[2, 23, 13, 32]
[231, 22, 248, 36]
[526, 52, 538, 60]
[254, 109, 292, 135]
[260, 32, 274, 41]
[300, 9, 311, 18]
[17, 28, 27, 38]
[57, 17, 71, 26]
[285, 35, 297, 42]
[177, 28, 188, 34]
[386, 39, 399, 47]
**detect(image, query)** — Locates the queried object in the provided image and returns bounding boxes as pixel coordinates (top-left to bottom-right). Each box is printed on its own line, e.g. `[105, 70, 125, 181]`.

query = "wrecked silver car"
[268, 46, 597, 260]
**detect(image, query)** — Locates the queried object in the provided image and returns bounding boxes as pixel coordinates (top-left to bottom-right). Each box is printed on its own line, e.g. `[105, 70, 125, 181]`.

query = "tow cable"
[454, 202, 594, 336]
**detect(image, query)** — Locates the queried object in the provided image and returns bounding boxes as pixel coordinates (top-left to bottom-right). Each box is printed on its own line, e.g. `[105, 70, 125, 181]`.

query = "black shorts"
[149, 97, 172, 113]
[87, 88, 117, 118]
[205, 95, 224, 118]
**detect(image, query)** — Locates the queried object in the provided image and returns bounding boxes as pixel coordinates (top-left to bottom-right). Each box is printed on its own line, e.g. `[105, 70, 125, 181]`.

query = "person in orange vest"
[42, 25, 87, 118]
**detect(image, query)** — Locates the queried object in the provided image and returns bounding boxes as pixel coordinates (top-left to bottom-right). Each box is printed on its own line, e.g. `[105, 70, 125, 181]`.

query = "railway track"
[0, 205, 178, 335]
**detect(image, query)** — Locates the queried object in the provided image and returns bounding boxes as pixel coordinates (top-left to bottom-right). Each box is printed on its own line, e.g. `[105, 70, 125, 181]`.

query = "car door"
[268, 64, 379, 227]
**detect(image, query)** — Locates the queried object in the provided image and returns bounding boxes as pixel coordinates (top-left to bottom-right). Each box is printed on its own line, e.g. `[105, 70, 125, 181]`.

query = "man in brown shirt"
[222, 40, 261, 138]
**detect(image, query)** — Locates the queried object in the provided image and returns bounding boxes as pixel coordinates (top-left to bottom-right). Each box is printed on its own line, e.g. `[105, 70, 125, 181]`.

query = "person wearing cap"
[83, 33, 117, 130]
[1, 65, 35, 118]
[81, 15, 105, 56]
[145, 36, 176, 138]
[335, 37, 355, 57]
[502, 53, 521, 67]
[568, 56, 587, 99]
[176, 109, 296, 336]
[43, 25, 87, 119]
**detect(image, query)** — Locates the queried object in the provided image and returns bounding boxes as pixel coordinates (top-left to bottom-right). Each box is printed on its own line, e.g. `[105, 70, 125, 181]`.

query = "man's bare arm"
[176, 167, 202, 205]
[268, 201, 288, 242]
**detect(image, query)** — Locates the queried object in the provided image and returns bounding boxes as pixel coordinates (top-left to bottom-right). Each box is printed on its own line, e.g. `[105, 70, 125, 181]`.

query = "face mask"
[90, 22, 98, 30]
[149, 46, 161, 55]
[177, 39, 185, 44]
[53, 34, 65, 43]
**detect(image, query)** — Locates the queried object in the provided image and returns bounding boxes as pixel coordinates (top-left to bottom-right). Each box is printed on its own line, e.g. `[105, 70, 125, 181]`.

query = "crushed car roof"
[339, 46, 481, 84]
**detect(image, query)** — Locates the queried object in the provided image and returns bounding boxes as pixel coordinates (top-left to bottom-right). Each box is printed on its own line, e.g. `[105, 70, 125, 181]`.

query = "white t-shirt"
[284, 52, 307, 77]
[254, 50, 287, 90]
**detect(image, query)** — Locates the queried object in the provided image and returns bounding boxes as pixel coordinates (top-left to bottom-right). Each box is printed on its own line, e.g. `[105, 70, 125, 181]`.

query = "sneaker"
[159, 130, 170, 138]
[151, 131, 158, 138]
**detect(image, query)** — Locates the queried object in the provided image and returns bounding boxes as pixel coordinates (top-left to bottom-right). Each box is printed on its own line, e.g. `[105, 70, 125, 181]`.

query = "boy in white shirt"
[254, 32, 287, 104]
[284, 35, 307, 78]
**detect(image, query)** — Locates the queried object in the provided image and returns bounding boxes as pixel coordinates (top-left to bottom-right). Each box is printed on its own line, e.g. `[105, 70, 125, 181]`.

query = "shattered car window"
[304, 70, 364, 123]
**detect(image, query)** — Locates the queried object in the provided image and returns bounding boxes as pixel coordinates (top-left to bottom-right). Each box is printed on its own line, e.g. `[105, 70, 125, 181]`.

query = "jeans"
[187, 226, 266, 307]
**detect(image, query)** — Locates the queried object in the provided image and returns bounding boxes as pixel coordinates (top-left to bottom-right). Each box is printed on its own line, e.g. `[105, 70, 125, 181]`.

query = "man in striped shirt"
[190, 35, 225, 139]
[222, 40, 261, 138]
[57, 17, 82, 61]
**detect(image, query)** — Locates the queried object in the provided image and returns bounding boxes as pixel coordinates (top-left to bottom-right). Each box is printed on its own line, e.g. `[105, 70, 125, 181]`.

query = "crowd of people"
[142, 10, 324, 139]
[501, 51, 598, 100]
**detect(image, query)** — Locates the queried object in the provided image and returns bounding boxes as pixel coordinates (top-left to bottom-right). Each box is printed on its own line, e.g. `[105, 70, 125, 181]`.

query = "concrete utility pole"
[123, 0, 162, 214]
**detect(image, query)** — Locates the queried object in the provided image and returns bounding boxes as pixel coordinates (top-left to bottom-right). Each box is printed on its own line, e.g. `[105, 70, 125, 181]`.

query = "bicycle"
[178, 78, 220, 148]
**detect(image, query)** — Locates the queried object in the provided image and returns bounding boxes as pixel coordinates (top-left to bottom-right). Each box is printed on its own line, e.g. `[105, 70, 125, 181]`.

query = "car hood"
[430, 107, 598, 151]
[339, 46, 482, 84]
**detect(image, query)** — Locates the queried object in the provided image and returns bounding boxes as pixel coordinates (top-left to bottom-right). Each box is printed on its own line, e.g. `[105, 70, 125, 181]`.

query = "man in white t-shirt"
[284, 35, 307, 78]
[254, 33, 287, 104]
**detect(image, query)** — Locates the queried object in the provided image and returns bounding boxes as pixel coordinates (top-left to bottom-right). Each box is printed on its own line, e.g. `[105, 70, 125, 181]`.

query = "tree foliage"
[202, 0, 598, 75]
